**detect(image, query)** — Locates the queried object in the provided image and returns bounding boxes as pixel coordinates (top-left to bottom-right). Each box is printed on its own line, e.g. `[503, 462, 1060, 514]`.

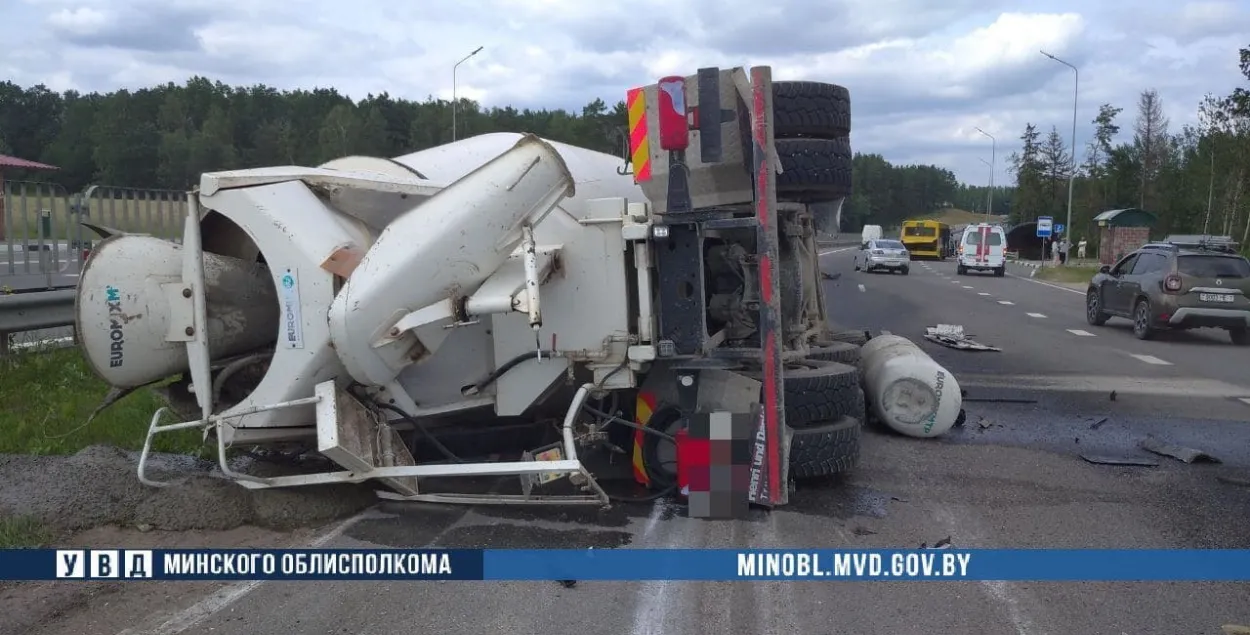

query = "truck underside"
[73, 67, 861, 513]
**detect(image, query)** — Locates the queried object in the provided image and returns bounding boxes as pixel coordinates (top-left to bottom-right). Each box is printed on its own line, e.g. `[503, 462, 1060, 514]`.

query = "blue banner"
[3, 548, 1249, 581]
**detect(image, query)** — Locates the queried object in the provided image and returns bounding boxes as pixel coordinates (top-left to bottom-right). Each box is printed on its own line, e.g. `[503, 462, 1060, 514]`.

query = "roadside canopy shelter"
[1093, 208, 1157, 265]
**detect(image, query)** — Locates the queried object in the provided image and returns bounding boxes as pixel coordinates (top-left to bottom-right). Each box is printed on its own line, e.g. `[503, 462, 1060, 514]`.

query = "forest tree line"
[1008, 44, 1250, 247]
[0, 77, 973, 231]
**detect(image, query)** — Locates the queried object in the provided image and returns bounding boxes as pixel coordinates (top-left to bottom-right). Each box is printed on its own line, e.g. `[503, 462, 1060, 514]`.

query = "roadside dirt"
[0, 444, 380, 635]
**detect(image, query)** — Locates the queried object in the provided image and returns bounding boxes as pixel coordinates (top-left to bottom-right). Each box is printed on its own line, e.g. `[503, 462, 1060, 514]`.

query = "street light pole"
[974, 127, 995, 222]
[978, 158, 993, 217]
[452, 46, 484, 142]
[1041, 50, 1078, 266]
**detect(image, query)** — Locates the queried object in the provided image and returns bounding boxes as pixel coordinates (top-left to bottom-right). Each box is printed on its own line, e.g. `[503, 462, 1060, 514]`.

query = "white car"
[855, 239, 910, 274]
[956, 223, 1007, 276]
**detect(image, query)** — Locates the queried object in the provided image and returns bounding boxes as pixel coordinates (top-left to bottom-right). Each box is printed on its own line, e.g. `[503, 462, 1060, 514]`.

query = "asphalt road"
[27, 246, 1250, 635]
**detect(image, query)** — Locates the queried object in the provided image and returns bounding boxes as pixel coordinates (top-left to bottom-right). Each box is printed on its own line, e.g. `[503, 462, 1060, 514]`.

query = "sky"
[1, 0, 1248, 188]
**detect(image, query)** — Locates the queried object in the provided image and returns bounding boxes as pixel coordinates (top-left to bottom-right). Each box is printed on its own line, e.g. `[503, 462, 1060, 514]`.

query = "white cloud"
[1, 0, 1247, 187]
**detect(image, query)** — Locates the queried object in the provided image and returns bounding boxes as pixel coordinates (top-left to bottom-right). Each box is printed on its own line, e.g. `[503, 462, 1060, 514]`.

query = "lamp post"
[1041, 50, 1078, 266]
[978, 158, 993, 217]
[974, 127, 995, 222]
[452, 46, 484, 142]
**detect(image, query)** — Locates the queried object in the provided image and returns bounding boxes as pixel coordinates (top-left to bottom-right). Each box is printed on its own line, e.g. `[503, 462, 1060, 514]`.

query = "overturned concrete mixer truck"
[73, 66, 868, 509]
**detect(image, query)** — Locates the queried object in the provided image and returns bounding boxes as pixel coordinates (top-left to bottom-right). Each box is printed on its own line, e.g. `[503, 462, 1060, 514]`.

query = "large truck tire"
[823, 328, 871, 346]
[776, 138, 852, 203]
[809, 340, 860, 364]
[788, 416, 861, 479]
[740, 360, 862, 428]
[772, 81, 851, 138]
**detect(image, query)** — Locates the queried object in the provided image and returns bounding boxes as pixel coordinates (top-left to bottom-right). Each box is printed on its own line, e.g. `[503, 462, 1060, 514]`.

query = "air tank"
[327, 134, 576, 387]
[858, 334, 962, 438]
[76, 234, 280, 388]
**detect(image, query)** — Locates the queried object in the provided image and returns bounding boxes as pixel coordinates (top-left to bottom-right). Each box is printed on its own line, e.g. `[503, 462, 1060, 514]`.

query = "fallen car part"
[923, 324, 1001, 352]
[859, 334, 963, 438]
[1080, 454, 1160, 467]
[1138, 436, 1222, 464]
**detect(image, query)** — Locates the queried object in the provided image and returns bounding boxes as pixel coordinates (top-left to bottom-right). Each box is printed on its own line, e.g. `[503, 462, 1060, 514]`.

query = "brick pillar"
[0, 171, 6, 241]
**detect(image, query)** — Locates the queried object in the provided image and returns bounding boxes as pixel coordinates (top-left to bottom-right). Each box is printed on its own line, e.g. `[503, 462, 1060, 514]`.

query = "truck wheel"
[818, 328, 870, 346]
[772, 81, 850, 138]
[788, 416, 861, 479]
[809, 340, 860, 364]
[776, 138, 852, 203]
[741, 360, 863, 427]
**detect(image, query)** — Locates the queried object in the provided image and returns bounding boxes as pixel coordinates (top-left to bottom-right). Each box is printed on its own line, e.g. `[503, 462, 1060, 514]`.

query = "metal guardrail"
[0, 289, 76, 332]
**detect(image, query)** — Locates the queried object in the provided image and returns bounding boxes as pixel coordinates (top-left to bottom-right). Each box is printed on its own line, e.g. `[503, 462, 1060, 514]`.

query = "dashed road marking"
[857, 284, 866, 292]
[978, 292, 991, 296]
[1026, 313, 1047, 318]
[1007, 272, 1086, 296]
[952, 280, 961, 284]
[963, 285, 975, 289]
[998, 300, 1015, 305]
[818, 246, 856, 255]
[1067, 329, 1096, 337]
[1130, 354, 1172, 366]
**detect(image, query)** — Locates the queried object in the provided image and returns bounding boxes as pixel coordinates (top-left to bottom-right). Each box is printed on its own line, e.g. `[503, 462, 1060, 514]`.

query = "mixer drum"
[76, 234, 281, 388]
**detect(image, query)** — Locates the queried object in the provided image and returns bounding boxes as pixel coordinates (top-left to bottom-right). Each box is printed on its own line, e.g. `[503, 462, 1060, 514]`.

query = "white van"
[956, 224, 1007, 276]
[861, 224, 883, 246]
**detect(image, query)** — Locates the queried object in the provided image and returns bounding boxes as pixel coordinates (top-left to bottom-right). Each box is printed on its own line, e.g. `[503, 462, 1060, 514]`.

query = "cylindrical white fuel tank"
[76, 235, 281, 388]
[858, 334, 962, 438]
[328, 134, 576, 387]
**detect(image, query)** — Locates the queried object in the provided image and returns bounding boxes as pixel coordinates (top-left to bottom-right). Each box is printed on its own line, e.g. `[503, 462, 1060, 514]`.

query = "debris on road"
[978, 416, 995, 430]
[1089, 417, 1109, 430]
[923, 324, 1001, 352]
[852, 526, 878, 536]
[1139, 436, 1222, 464]
[557, 579, 577, 588]
[1081, 454, 1160, 468]
[822, 270, 841, 280]
[919, 536, 952, 549]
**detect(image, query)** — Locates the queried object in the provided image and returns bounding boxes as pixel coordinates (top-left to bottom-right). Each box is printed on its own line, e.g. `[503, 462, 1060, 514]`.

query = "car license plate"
[1199, 293, 1234, 303]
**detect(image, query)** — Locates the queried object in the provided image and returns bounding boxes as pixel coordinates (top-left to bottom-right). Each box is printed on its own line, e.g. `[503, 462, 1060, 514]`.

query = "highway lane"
[26, 245, 1250, 635]
[821, 249, 1250, 423]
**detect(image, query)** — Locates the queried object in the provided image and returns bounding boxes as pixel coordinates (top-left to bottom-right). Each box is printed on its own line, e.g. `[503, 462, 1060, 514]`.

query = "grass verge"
[0, 516, 54, 548]
[0, 346, 202, 455]
[1034, 264, 1099, 285]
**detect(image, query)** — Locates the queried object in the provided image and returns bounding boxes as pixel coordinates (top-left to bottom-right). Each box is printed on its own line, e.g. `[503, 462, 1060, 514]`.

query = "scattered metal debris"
[890, 495, 909, 503]
[963, 397, 1038, 404]
[1089, 417, 1109, 430]
[1080, 454, 1160, 467]
[1139, 436, 1222, 464]
[919, 536, 953, 549]
[923, 324, 1001, 352]
[558, 579, 577, 588]
[822, 271, 842, 280]
[1216, 475, 1250, 488]
[852, 526, 878, 536]
[953, 410, 967, 427]
[978, 417, 994, 430]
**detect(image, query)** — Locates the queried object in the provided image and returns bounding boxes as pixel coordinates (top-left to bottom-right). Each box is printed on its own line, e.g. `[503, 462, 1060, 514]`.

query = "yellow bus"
[900, 220, 951, 260]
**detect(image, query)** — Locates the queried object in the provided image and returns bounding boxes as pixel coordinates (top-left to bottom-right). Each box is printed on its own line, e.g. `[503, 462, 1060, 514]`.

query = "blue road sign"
[1036, 216, 1053, 238]
[1054, 223, 1065, 235]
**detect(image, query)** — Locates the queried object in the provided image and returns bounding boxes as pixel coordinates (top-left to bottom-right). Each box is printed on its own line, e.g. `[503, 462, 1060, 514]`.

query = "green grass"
[1035, 264, 1100, 285]
[0, 347, 202, 455]
[0, 516, 54, 548]
[2, 188, 185, 242]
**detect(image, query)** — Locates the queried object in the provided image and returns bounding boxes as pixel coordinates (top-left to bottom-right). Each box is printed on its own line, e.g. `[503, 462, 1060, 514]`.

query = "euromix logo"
[282, 272, 299, 345]
[105, 285, 125, 368]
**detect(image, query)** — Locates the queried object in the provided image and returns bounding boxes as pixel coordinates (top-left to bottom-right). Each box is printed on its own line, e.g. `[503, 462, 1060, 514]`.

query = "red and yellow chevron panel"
[626, 87, 652, 183]
[631, 390, 658, 485]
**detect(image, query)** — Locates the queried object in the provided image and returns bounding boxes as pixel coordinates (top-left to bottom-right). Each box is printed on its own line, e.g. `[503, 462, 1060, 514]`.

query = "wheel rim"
[1086, 292, 1099, 320]
[1135, 304, 1148, 334]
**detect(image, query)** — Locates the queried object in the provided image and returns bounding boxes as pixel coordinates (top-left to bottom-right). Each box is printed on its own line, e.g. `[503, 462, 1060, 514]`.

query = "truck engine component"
[73, 66, 859, 512]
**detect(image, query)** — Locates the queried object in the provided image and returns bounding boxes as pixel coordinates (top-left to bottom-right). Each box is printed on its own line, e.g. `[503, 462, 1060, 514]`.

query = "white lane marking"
[978, 292, 991, 296]
[1239, 397, 1250, 406]
[1067, 329, 1096, 336]
[1130, 354, 1172, 366]
[1007, 272, 1085, 296]
[122, 511, 370, 635]
[963, 285, 975, 289]
[952, 280, 961, 284]
[818, 246, 856, 255]
[630, 501, 679, 635]
[998, 300, 1015, 305]
[957, 373, 1248, 397]
[1026, 312, 1047, 318]
[857, 284, 866, 292]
